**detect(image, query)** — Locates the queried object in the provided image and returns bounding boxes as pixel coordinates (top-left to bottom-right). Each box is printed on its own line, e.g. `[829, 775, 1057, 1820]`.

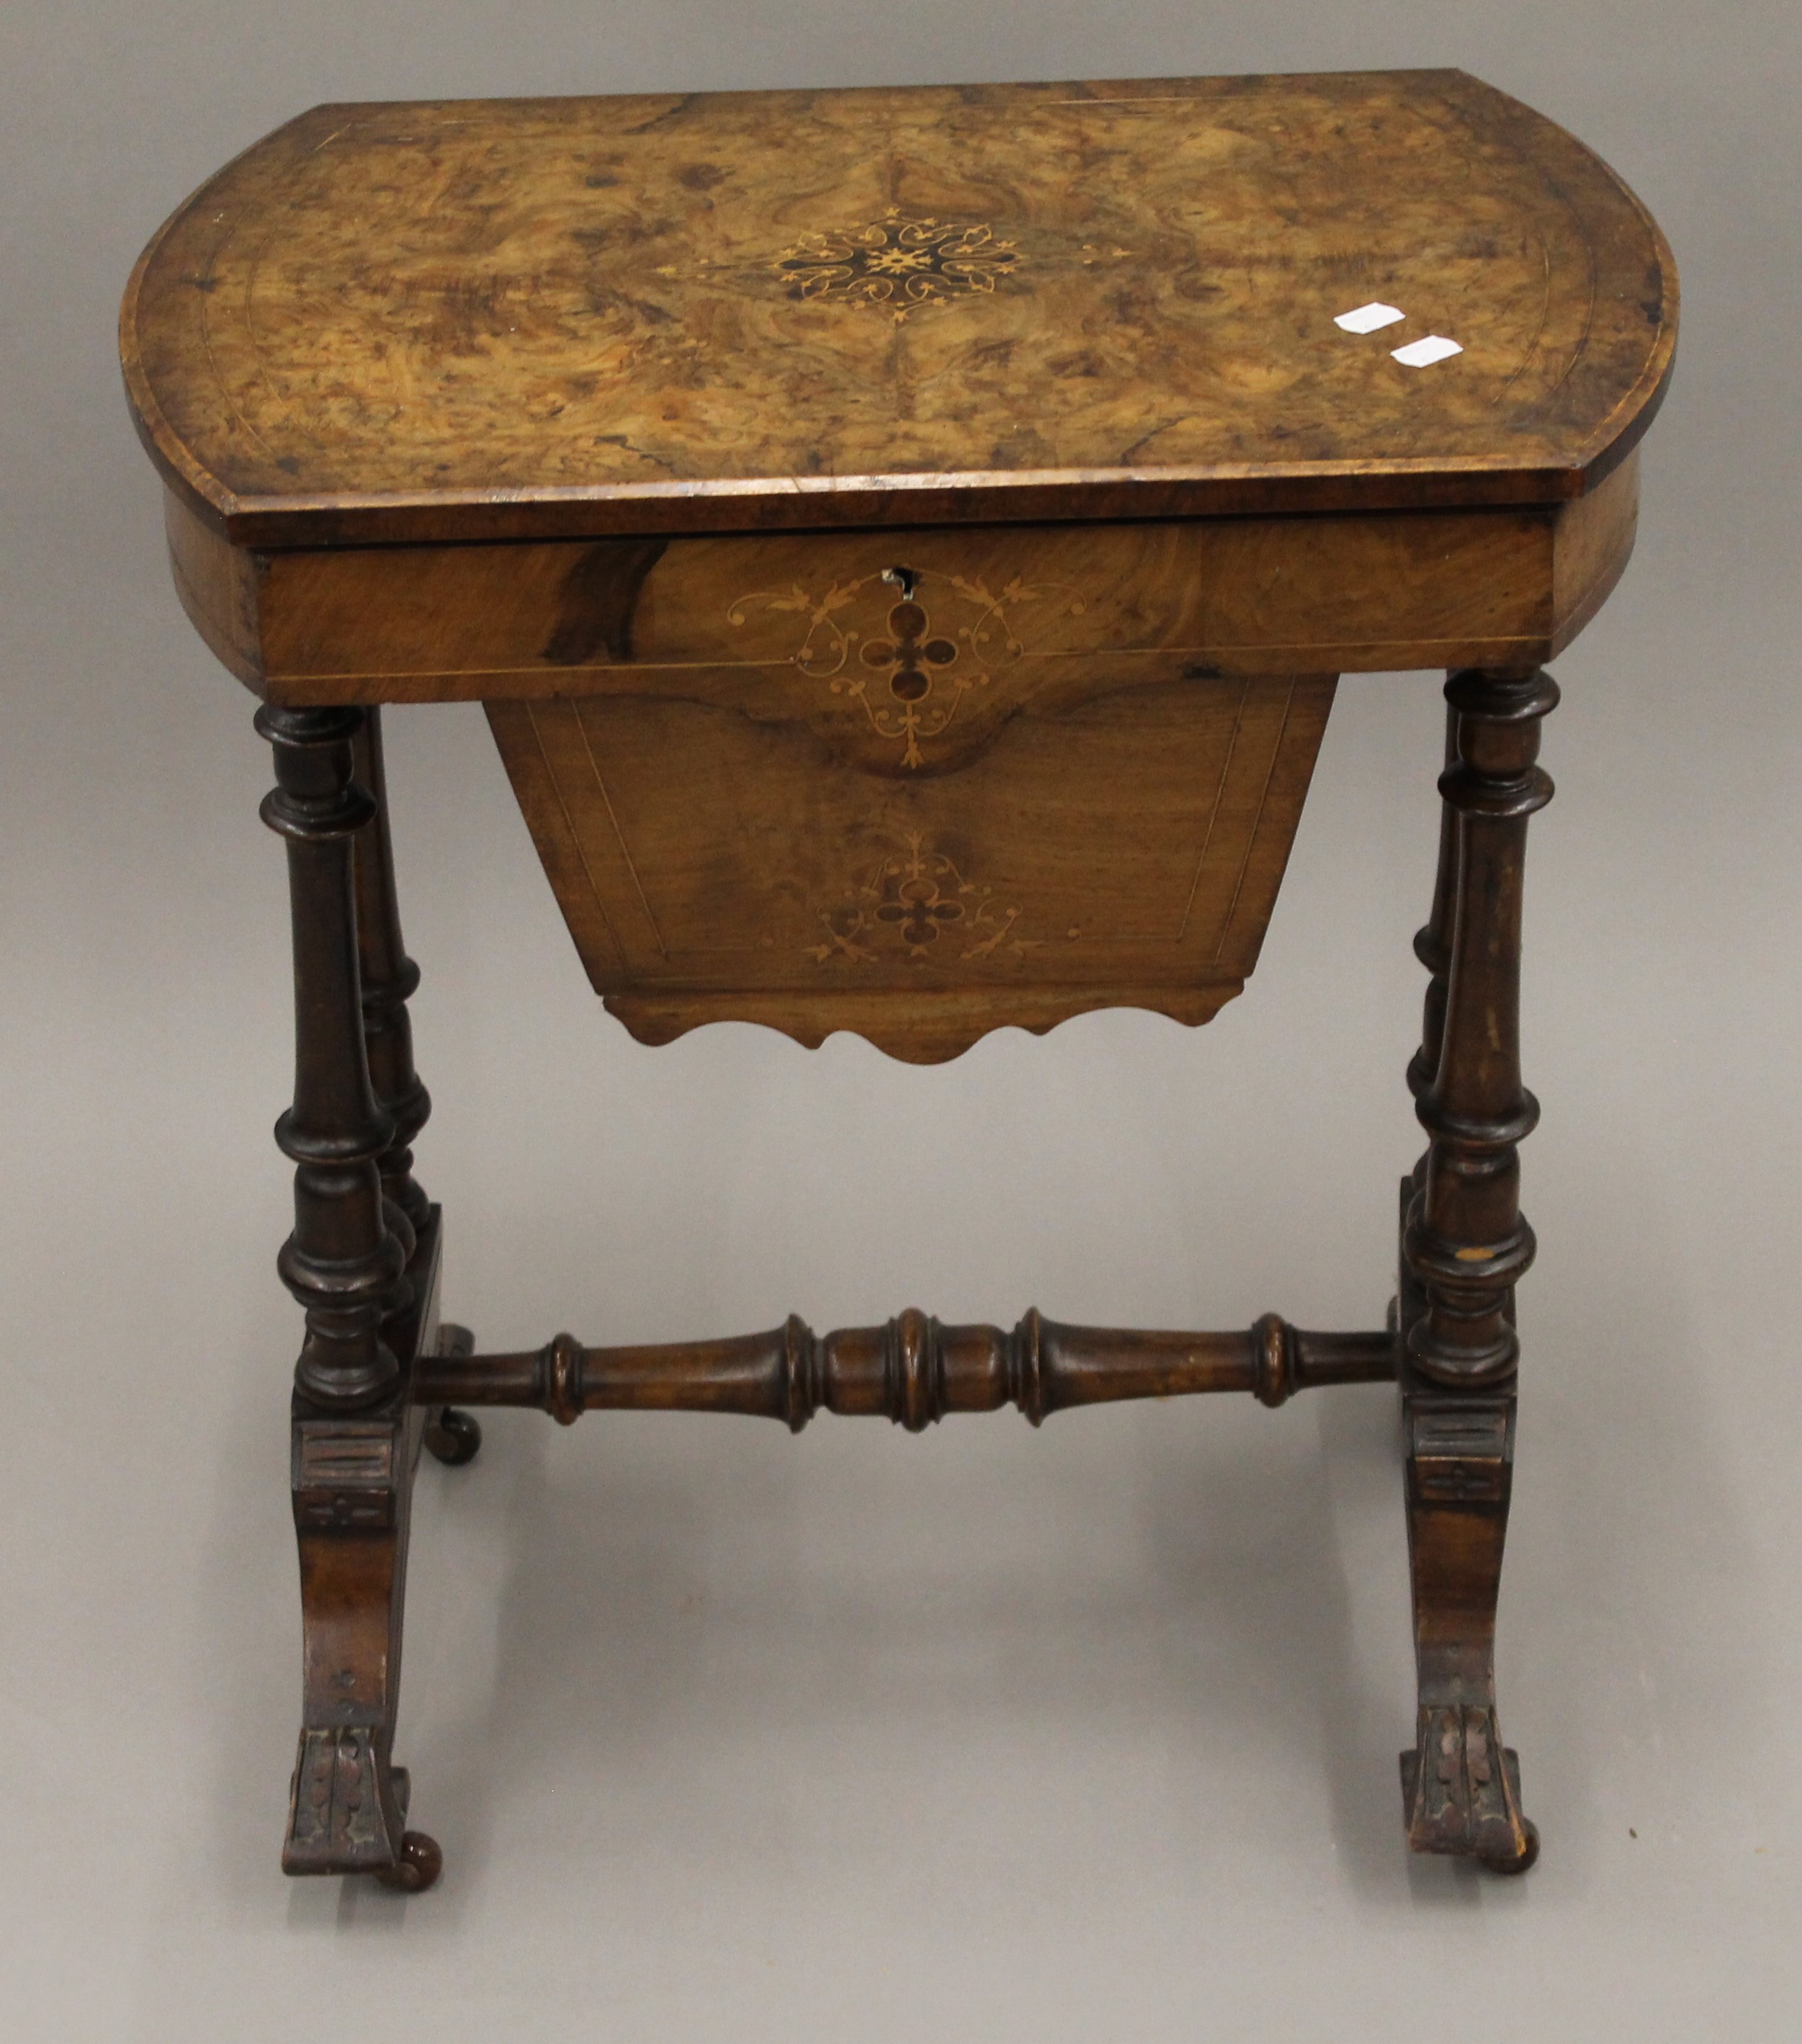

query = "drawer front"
[244, 508, 1556, 719]
[169, 454, 1638, 714]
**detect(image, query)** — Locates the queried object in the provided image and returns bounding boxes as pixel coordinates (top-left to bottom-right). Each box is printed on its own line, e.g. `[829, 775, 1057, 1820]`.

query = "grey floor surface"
[3, 4, 1799, 2038]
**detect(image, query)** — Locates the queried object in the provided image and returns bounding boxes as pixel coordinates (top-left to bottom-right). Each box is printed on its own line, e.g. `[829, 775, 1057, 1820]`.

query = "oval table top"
[121, 69, 1677, 549]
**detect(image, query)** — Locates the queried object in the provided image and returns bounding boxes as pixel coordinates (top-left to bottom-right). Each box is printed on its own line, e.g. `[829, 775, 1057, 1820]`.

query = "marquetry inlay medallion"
[807, 832, 1032, 966]
[773, 209, 1024, 319]
[727, 566, 1082, 768]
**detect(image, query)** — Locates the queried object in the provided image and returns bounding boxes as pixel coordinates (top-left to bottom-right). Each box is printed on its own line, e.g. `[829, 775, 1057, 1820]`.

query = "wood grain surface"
[485, 668, 1334, 1062]
[122, 71, 1677, 547]
[164, 449, 1640, 704]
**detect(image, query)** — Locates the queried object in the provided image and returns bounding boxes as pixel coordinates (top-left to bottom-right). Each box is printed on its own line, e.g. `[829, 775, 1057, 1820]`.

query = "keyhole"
[882, 565, 919, 599]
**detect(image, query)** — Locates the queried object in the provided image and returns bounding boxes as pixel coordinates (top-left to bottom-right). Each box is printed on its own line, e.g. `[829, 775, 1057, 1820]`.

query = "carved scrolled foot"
[423, 1406, 482, 1466]
[1400, 1704, 1538, 1873]
[375, 1830, 443, 1893]
[284, 1724, 414, 1876]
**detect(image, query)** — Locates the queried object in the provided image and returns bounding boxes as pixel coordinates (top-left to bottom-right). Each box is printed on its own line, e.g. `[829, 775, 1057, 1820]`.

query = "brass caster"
[423, 1406, 482, 1466]
[375, 1830, 443, 1893]
[1480, 1819, 1541, 1876]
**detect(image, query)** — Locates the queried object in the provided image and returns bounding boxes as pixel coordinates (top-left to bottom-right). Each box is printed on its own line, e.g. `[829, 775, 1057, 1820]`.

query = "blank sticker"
[1334, 302, 1405, 333]
[1391, 334, 1463, 367]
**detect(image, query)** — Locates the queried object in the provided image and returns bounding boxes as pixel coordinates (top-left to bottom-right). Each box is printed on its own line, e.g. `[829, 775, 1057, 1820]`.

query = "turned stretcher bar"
[411, 1311, 1399, 1430]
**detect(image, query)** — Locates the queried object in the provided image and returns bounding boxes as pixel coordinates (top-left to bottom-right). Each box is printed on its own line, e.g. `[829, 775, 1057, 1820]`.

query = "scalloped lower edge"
[602, 982, 1246, 1064]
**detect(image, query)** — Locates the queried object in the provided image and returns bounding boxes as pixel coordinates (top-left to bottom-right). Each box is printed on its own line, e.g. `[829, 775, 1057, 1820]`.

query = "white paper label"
[1333, 302, 1405, 334]
[1391, 334, 1463, 367]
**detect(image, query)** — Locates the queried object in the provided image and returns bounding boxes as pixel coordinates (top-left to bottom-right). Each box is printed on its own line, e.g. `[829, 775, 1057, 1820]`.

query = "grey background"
[3, 2, 1798, 2037]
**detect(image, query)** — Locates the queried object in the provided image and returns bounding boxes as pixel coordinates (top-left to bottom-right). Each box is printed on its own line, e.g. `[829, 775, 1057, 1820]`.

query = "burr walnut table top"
[121, 70, 1676, 548]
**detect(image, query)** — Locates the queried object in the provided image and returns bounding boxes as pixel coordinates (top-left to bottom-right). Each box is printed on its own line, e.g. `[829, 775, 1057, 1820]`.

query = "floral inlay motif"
[807, 834, 1036, 967]
[727, 567, 1082, 769]
[774, 209, 1023, 319]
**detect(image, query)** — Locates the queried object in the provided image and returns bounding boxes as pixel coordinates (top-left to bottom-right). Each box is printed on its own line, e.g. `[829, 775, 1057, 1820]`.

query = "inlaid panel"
[487, 670, 1334, 1061]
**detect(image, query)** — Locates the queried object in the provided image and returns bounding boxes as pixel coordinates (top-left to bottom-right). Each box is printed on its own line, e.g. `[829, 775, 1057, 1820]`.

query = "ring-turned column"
[345, 709, 480, 1469]
[1405, 667, 1557, 1384]
[259, 704, 404, 1409]
[351, 707, 431, 1253]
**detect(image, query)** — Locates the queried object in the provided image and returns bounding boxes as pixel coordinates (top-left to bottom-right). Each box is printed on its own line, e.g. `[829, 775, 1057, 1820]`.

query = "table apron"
[166, 454, 1636, 705]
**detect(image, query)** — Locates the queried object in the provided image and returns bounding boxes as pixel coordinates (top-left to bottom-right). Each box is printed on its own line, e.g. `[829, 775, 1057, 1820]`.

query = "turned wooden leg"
[353, 708, 431, 1260]
[259, 704, 441, 1889]
[1405, 700, 1460, 1106]
[1397, 665, 1557, 1874]
[349, 709, 481, 1471]
[261, 704, 403, 1411]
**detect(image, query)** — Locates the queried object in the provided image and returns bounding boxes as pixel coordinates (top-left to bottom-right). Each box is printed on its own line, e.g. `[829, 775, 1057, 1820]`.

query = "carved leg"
[259, 704, 440, 1889]
[1398, 665, 1557, 1874]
